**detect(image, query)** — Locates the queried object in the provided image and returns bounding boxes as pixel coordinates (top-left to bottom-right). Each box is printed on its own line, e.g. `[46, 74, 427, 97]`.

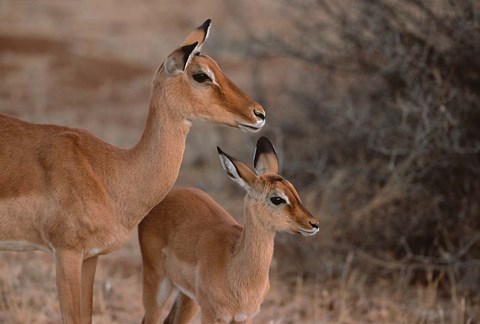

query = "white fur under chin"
[238, 124, 261, 133]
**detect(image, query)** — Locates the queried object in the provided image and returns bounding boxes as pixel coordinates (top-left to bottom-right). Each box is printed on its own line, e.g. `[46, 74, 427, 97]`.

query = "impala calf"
[139, 137, 319, 324]
[0, 19, 265, 324]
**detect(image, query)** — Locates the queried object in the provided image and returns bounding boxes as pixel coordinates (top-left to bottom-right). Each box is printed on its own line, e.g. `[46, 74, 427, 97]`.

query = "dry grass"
[1, 1, 479, 323]
[2, 242, 476, 323]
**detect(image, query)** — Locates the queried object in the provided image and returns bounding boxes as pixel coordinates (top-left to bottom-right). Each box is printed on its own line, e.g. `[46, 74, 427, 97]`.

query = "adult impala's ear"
[181, 19, 211, 52]
[254, 136, 279, 175]
[164, 42, 198, 75]
[164, 19, 212, 75]
[217, 147, 256, 190]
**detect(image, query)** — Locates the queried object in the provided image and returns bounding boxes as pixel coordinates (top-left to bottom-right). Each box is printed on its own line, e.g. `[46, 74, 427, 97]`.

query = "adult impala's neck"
[228, 200, 275, 292]
[113, 82, 191, 228]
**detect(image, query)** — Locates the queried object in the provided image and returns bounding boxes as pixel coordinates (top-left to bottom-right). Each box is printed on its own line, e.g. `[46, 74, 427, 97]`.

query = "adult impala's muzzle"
[254, 109, 265, 122]
[298, 219, 320, 236]
[238, 108, 266, 132]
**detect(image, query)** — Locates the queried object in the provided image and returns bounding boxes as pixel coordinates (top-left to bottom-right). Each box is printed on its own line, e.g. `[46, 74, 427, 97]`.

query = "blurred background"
[0, 0, 479, 323]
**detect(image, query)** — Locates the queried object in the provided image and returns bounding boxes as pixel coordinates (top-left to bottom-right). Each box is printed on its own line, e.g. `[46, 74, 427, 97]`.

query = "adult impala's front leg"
[55, 249, 83, 324]
[81, 256, 98, 324]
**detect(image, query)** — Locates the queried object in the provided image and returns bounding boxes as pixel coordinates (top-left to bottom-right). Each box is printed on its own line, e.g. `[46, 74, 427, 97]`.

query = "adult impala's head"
[153, 19, 265, 132]
[217, 137, 319, 236]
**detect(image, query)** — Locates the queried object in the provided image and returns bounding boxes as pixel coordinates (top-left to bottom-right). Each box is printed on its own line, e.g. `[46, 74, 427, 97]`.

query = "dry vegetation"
[1, 0, 479, 323]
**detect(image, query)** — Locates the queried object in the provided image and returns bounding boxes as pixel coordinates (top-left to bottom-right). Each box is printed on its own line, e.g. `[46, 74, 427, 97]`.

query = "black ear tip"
[257, 136, 273, 149]
[255, 136, 277, 160]
[257, 136, 271, 144]
[216, 146, 223, 154]
[199, 19, 212, 31]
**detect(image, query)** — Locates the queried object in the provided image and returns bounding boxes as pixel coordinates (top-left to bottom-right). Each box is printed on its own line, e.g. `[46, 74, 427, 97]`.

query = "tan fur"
[0, 20, 265, 324]
[138, 138, 319, 323]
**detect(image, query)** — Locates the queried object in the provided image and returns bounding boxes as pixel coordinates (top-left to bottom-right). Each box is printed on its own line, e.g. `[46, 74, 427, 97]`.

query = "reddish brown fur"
[138, 139, 319, 323]
[0, 20, 265, 324]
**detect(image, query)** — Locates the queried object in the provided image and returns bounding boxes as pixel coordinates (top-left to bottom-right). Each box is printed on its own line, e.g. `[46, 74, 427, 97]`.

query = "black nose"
[254, 110, 265, 120]
[309, 221, 319, 229]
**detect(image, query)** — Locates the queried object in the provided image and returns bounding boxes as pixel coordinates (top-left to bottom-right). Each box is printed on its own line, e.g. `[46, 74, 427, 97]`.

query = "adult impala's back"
[0, 19, 265, 324]
[139, 137, 319, 323]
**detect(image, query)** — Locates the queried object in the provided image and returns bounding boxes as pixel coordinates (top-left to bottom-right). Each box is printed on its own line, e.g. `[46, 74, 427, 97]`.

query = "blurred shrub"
[225, 0, 480, 290]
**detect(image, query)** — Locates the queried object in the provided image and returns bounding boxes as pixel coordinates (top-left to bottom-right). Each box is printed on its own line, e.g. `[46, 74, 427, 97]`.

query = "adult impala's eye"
[270, 196, 286, 205]
[192, 73, 212, 83]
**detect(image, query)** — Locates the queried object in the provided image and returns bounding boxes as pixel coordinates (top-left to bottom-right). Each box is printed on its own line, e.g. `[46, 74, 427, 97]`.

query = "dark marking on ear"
[217, 146, 239, 179]
[254, 136, 278, 170]
[199, 19, 211, 38]
[180, 42, 198, 71]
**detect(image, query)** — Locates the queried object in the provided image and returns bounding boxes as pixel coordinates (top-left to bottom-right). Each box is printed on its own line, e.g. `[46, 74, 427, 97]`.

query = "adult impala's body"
[139, 137, 319, 324]
[0, 20, 265, 324]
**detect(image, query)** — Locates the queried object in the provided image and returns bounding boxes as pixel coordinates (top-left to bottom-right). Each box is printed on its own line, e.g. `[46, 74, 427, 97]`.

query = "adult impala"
[0, 19, 265, 324]
[139, 137, 319, 324]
